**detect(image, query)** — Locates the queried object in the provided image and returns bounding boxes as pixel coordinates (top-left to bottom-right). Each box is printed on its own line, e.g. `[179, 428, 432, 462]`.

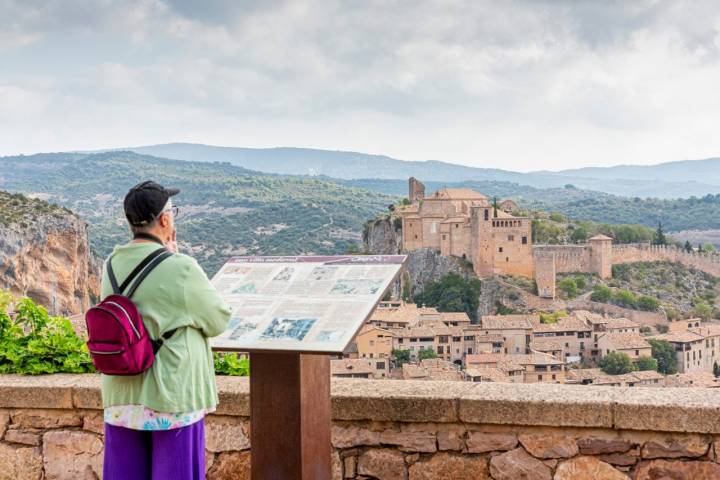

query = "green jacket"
[100, 242, 231, 413]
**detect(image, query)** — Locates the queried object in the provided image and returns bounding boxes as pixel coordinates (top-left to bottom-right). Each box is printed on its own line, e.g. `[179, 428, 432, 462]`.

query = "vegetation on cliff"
[0, 190, 73, 228]
[413, 273, 482, 322]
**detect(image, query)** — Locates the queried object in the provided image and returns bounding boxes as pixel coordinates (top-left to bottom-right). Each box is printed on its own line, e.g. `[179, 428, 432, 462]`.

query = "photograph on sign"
[210, 255, 407, 353]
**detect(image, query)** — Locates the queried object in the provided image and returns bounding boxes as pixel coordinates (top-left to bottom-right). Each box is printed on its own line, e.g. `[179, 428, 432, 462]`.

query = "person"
[101, 180, 231, 480]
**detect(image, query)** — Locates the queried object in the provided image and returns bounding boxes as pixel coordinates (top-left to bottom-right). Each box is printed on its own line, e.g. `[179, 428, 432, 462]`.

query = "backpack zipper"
[104, 301, 141, 339]
[89, 348, 124, 355]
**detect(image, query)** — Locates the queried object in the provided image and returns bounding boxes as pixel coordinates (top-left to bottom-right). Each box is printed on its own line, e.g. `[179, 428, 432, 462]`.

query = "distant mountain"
[125, 143, 720, 199]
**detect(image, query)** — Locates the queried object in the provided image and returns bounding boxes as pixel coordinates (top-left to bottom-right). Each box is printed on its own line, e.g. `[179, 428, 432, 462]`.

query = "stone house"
[401, 358, 464, 381]
[331, 358, 389, 379]
[355, 325, 395, 360]
[652, 324, 720, 374]
[465, 352, 565, 384]
[391, 321, 465, 364]
[530, 316, 592, 362]
[596, 332, 652, 361]
[529, 337, 565, 360]
[479, 315, 535, 354]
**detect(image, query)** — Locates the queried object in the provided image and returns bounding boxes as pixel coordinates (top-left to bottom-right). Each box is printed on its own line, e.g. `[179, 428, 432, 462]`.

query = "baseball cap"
[124, 181, 180, 227]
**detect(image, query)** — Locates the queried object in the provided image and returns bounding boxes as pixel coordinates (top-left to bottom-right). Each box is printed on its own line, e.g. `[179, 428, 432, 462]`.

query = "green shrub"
[414, 273, 482, 322]
[637, 295, 660, 311]
[613, 289, 637, 308]
[393, 349, 411, 367]
[418, 349, 437, 360]
[591, 284, 612, 302]
[574, 276, 586, 290]
[540, 311, 568, 324]
[635, 356, 658, 371]
[599, 352, 636, 375]
[648, 339, 677, 374]
[213, 353, 249, 376]
[558, 278, 578, 299]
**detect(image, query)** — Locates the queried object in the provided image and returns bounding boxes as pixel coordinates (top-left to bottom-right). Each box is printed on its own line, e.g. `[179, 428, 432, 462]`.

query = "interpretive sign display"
[210, 255, 407, 353]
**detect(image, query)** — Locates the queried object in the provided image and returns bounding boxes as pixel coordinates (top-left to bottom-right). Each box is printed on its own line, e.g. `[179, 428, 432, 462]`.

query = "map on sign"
[209, 255, 407, 353]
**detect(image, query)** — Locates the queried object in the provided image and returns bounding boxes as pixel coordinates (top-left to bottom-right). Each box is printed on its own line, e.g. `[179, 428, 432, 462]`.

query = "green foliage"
[591, 284, 612, 302]
[213, 353, 250, 376]
[0, 295, 94, 374]
[691, 302, 713, 320]
[702, 243, 717, 253]
[414, 273, 482, 322]
[599, 352, 637, 375]
[635, 356, 658, 371]
[648, 339, 677, 374]
[418, 348, 438, 360]
[573, 276, 586, 290]
[495, 302, 518, 315]
[656, 324, 669, 334]
[684, 241, 693, 253]
[612, 289, 637, 308]
[549, 212, 566, 223]
[393, 349, 411, 367]
[558, 278, 578, 299]
[652, 222, 667, 246]
[539, 311, 568, 324]
[636, 295, 660, 311]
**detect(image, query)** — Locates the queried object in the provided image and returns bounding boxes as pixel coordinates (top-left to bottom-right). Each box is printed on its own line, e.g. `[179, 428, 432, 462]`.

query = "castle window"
[508, 235, 514, 241]
[484, 209, 489, 221]
[442, 235, 447, 240]
[498, 247, 503, 253]
[414, 235, 418, 239]
[506, 257, 509, 262]
[522, 236, 528, 244]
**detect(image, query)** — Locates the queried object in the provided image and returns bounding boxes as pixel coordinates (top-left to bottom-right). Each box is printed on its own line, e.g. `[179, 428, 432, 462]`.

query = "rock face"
[554, 456, 629, 480]
[364, 216, 403, 255]
[0, 193, 99, 316]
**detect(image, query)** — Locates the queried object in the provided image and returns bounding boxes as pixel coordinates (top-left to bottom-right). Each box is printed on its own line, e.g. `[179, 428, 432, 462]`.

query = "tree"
[648, 339, 677, 374]
[392, 349, 411, 367]
[652, 222, 667, 246]
[702, 243, 716, 253]
[635, 356, 658, 371]
[612, 289, 637, 308]
[599, 352, 636, 375]
[692, 302, 713, 321]
[558, 278, 578, 299]
[637, 295, 660, 311]
[684, 240, 693, 253]
[591, 284, 612, 302]
[418, 348, 437, 361]
[574, 276, 586, 290]
[570, 225, 588, 243]
[493, 197, 498, 218]
[414, 273, 482, 322]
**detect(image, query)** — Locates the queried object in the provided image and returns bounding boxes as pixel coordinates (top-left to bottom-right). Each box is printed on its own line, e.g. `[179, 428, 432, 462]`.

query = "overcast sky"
[2, 1, 720, 171]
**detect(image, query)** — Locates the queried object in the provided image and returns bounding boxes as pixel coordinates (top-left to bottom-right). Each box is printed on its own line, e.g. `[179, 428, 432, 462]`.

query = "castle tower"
[589, 235, 613, 279]
[408, 177, 425, 203]
[469, 205, 494, 277]
[534, 252, 556, 298]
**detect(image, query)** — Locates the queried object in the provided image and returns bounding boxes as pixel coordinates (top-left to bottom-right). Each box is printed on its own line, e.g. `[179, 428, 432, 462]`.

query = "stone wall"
[612, 244, 720, 277]
[2, 375, 720, 479]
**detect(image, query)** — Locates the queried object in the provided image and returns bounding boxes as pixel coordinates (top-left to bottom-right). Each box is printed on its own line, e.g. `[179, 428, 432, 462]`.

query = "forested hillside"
[0, 152, 394, 274]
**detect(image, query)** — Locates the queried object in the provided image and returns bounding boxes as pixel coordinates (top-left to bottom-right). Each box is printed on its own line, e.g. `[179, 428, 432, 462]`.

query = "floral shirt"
[104, 405, 213, 431]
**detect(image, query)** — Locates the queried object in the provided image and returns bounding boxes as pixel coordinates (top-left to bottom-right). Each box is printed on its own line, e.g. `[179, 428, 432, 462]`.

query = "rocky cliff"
[364, 217, 475, 298]
[0, 191, 99, 316]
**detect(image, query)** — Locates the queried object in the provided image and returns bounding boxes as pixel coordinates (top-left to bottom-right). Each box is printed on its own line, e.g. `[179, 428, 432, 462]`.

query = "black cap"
[124, 181, 180, 227]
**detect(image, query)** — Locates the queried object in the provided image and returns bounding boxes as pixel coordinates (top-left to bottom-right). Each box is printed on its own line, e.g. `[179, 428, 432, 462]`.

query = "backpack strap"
[106, 248, 167, 296]
[150, 328, 179, 355]
[125, 250, 174, 299]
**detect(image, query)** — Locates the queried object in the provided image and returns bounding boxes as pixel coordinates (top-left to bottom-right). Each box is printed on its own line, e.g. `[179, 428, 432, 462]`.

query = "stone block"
[207, 451, 251, 480]
[466, 431, 517, 453]
[332, 449, 342, 480]
[82, 411, 104, 435]
[0, 375, 75, 409]
[357, 448, 406, 480]
[344, 455, 356, 478]
[437, 425, 466, 451]
[0, 443, 43, 480]
[68, 375, 102, 409]
[42, 430, 103, 480]
[641, 438, 710, 459]
[577, 437, 635, 455]
[332, 424, 381, 449]
[460, 383, 614, 428]
[489, 447, 552, 480]
[519, 434, 579, 459]
[635, 459, 720, 479]
[408, 452, 490, 479]
[11, 409, 82, 429]
[214, 376, 250, 417]
[4, 429, 41, 446]
[613, 387, 720, 434]
[598, 453, 638, 467]
[0, 411, 8, 439]
[205, 416, 250, 453]
[332, 379, 473, 423]
[554, 456, 628, 480]
[379, 429, 437, 453]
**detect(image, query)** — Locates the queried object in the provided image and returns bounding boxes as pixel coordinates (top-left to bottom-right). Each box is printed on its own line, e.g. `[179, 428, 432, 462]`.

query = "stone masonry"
[2, 374, 720, 479]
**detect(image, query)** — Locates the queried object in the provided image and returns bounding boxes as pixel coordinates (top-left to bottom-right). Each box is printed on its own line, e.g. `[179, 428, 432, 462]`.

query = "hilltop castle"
[397, 178, 616, 297]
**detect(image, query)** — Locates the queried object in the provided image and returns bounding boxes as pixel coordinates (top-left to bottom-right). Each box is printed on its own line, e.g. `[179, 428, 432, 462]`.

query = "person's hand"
[167, 229, 179, 253]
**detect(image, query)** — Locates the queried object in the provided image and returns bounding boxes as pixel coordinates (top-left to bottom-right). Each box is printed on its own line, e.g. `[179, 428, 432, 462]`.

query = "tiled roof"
[572, 310, 606, 325]
[402, 359, 463, 381]
[531, 316, 591, 333]
[370, 303, 438, 326]
[663, 372, 720, 388]
[430, 188, 488, 200]
[441, 312, 472, 323]
[481, 315, 536, 330]
[629, 370, 665, 381]
[530, 338, 564, 352]
[605, 317, 640, 329]
[331, 359, 378, 375]
[464, 367, 510, 382]
[565, 368, 606, 382]
[600, 332, 651, 350]
[441, 217, 468, 224]
[652, 331, 705, 343]
[467, 352, 564, 367]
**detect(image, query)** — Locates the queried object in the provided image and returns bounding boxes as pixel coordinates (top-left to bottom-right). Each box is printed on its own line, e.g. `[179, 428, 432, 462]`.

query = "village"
[332, 300, 720, 388]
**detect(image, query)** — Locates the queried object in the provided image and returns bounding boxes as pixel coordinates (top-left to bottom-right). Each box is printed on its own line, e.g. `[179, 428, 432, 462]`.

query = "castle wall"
[533, 245, 593, 273]
[534, 253, 556, 298]
[611, 244, 720, 277]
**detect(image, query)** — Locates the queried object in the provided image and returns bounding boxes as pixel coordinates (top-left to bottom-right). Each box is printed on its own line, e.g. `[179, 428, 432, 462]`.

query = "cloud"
[1, 0, 720, 170]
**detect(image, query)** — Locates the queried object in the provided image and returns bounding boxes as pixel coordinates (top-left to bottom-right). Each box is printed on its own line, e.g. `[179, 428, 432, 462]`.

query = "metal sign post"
[211, 255, 407, 480]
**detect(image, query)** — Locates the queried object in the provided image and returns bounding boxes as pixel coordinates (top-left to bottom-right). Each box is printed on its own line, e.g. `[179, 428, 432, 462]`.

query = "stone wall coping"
[2, 375, 720, 434]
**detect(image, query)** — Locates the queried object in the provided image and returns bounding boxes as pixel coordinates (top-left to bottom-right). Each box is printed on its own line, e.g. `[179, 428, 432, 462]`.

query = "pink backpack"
[85, 248, 176, 375]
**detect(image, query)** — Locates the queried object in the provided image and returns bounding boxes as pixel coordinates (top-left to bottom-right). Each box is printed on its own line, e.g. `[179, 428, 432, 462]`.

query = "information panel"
[210, 255, 407, 353]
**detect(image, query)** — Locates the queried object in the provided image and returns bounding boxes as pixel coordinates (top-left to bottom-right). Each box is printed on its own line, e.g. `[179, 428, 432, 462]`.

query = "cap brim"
[166, 188, 180, 197]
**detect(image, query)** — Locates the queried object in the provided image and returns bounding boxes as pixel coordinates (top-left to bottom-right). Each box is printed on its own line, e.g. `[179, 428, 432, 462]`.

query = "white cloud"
[1, 0, 720, 170]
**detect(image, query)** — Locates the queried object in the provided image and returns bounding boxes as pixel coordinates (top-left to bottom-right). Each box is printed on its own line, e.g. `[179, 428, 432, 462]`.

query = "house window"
[438, 346, 444, 354]
[484, 209, 489, 221]
[414, 235, 418, 239]
[369, 353, 374, 358]
[377, 362, 385, 369]
[370, 340, 375, 346]
[506, 257, 509, 262]
[635, 350, 639, 356]
[538, 375, 543, 381]
[499, 247, 503, 253]
[522, 236, 528, 245]
[552, 374, 556, 380]
[508, 235, 514, 241]
[398, 338, 403, 344]
[455, 224, 459, 228]
[467, 347, 473, 354]
[442, 234, 447, 240]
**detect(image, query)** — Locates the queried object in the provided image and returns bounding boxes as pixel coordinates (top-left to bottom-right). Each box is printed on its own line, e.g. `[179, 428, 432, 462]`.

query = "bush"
[213, 353, 249, 376]
[692, 302, 713, 321]
[574, 276, 586, 290]
[656, 324, 669, 334]
[0, 295, 94, 374]
[393, 349, 411, 367]
[639, 326, 652, 335]
[613, 289, 637, 308]
[599, 352, 636, 375]
[635, 356, 658, 371]
[418, 348, 437, 360]
[591, 284, 612, 302]
[558, 278, 578, 299]
[540, 311, 568, 324]
[414, 273, 482, 322]
[637, 295, 660, 311]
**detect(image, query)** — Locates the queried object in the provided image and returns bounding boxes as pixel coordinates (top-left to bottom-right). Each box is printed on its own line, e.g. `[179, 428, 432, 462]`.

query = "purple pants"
[103, 420, 205, 480]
